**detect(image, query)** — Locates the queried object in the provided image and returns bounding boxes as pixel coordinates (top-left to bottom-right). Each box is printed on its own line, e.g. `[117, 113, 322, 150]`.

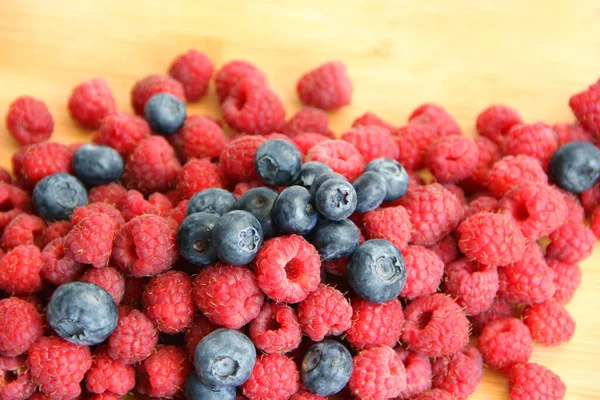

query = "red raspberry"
[395, 348, 432, 399]
[89, 183, 128, 209]
[401, 294, 469, 357]
[443, 183, 467, 206]
[569, 78, 600, 135]
[503, 122, 558, 171]
[558, 189, 585, 224]
[290, 388, 325, 400]
[41, 238, 85, 285]
[426, 136, 479, 183]
[68, 78, 115, 129]
[1, 213, 45, 250]
[168, 199, 189, 225]
[113, 214, 178, 277]
[283, 107, 333, 137]
[523, 300, 575, 346]
[184, 314, 218, 359]
[548, 259, 582, 305]
[580, 180, 600, 214]
[254, 235, 321, 303]
[352, 111, 396, 132]
[80, 266, 125, 304]
[459, 138, 501, 194]
[320, 256, 348, 276]
[18, 142, 72, 188]
[215, 60, 267, 102]
[408, 103, 461, 137]
[0, 354, 35, 400]
[346, 297, 404, 350]
[463, 195, 499, 220]
[426, 235, 459, 266]
[85, 347, 135, 395]
[411, 389, 454, 400]
[193, 263, 264, 329]
[394, 123, 437, 170]
[399, 183, 463, 246]
[70, 203, 124, 231]
[108, 309, 158, 364]
[93, 111, 151, 158]
[291, 133, 331, 155]
[137, 345, 192, 399]
[242, 353, 300, 400]
[40, 220, 72, 248]
[64, 213, 116, 268]
[5, 96, 54, 145]
[296, 61, 352, 110]
[0, 245, 43, 294]
[220, 135, 267, 184]
[176, 158, 224, 199]
[553, 122, 596, 146]
[297, 283, 352, 341]
[170, 116, 227, 162]
[487, 155, 548, 198]
[305, 139, 365, 181]
[470, 298, 517, 335]
[28, 336, 92, 399]
[431, 347, 483, 399]
[348, 345, 406, 400]
[362, 206, 411, 250]
[130, 75, 185, 115]
[509, 362, 566, 400]
[444, 258, 499, 315]
[168, 50, 214, 101]
[546, 222, 595, 263]
[121, 276, 148, 307]
[87, 394, 118, 400]
[477, 318, 533, 371]
[475, 105, 523, 146]
[143, 271, 194, 334]
[249, 302, 302, 354]
[341, 125, 399, 163]
[399, 245, 444, 300]
[119, 190, 171, 222]
[591, 205, 600, 238]
[0, 297, 43, 357]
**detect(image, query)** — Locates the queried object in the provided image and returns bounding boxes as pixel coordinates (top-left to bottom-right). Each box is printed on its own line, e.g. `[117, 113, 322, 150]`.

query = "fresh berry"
[352, 171, 387, 212]
[18, 142, 73, 190]
[70, 201, 124, 229]
[68, 78, 115, 129]
[254, 139, 302, 186]
[177, 212, 219, 266]
[463, 195, 499, 220]
[220, 135, 267, 183]
[1, 213, 45, 250]
[315, 178, 357, 221]
[297, 284, 352, 341]
[215, 60, 267, 102]
[143, 93, 187, 135]
[171, 118, 226, 164]
[301, 340, 353, 396]
[93, 111, 151, 158]
[345, 297, 404, 349]
[503, 122, 558, 170]
[341, 125, 399, 163]
[292, 133, 332, 155]
[297, 61, 352, 110]
[88, 182, 128, 208]
[242, 353, 300, 400]
[477, 318, 533, 371]
[444, 258, 498, 315]
[395, 348, 432, 399]
[235, 187, 278, 238]
[364, 158, 409, 201]
[460, 136, 502, 192]
[168, 50, 214, 101]
[5, 96, 54, 145]
[523, 300, 576, 346]
[305, 139, 365, 182]
[249, 302, 302, 354]
[553, 122, 595, 146]
[290, 388, 326, 400]
[143, 271, 194, 334]
[272, 186, 318, 235]
[41, 238, 85, 285]
[0, 354, 35, 400]
[352, 111, 395, 132]
[0, 297, 44, 357]
[551, 141, 600, 193]
[187, 187, 236, 216]
[80, 266, 124, 305]
[309, 172, 346, 197]
[212, 210, 263, 265]
[546, 222, 595, 263]
[40, 220, 71, 248]
[591, 205, 600, 237]
[0, 183, 31, 228]
[362, 205, 411, 250]
[487, 155, 548, 198]
[137, 345, 192, 398]
[399, 245, 444, 300]
[394, 123, 438, 170]
[348, 345, 406, 400]
[108, 309, 158, 364]
[131, 75, 185, 115]
[33, 173, 88, 222]
[184, 314, 218, 359]
[184, 371, 236, 400]
[426, 235, 459, 266]
[177, 158, 224, 200]
[293, 162, 333, 189]
[476, 104, 523, 146]
[64, 212, 116, 267]
[470, 298, 517, 335]
[0, 245, 43, 294]
[431, 347, 483, 399]
[168, 198, 188, 224]
[581, 180, 600, 213]
[509, 362, 566, 400]
[119, 189, 171, 221]
[71, 143, 124, 186]
[308, 219, 360, 261]
[569, 78, 600, 135]
[548, 258, 582, 304]
[85, 347, 136, 395]
[283, 107, 332, 137]
[408, 103, 461, 137]
[426, 135, 479, 183]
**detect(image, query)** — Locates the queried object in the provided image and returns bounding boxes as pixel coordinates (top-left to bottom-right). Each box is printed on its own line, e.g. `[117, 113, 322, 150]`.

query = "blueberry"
[272, 186, 318, 235]
[47, 282, 118, 345]
[212, 210, 263, 265]
[177, 212, 219, 266]
[144, 93, 186, 135]
[308, 219, 360, 261]
[309, 172, 346, 197]
[346, 239, 407, 303]
[365, 158, 410, 201]
[187, 188, 236, 216]
[184, 371, 236, 400]
[235, 187, 278, 238]
[254, 139, 302, 186]
[194, 328, 256, 388]
[33, 173, 88, 221]
[550, 141, 600, 193]
[293, 161, 333, 189]
[352, 171, 387, 212]
[315, 179, 357, 221]
[301, 340, 353, 396]
[72, 143, 124, 186]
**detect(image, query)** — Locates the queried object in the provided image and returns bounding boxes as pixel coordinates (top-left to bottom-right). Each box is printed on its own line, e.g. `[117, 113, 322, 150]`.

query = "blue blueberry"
[212, 210, 263, 265]
[308, 219, 360, 261]
[294, 161, 333, 189]
[144, 93, 186, 135]
[346, 239, 407, 303]
[272, 186, 318, 235]
[187, 188, 236, 217]
[184, 371, 236, 400]
[33, 173, 88, 221]
[301, 340, 353, 396]
[550, 141, 600, 193]
[309, 172, 346, 197]
[365, 158, 410, 201]
[352, 171, 387, 212]
[315, 179, 357, 221]
[235, 187, 278, 238]
[254, 139, 302, 186]
[72, 143, 124, 186]
[194, 328, 256, 388]
[177, 212, 219, 266]
[47, 282, 118, 345]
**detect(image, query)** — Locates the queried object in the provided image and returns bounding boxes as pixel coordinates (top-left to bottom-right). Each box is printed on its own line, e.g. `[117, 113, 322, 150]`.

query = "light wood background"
[1, 1, 600, 398]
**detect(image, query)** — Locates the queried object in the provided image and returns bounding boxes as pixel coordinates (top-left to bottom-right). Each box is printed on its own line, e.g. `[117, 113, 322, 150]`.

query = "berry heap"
[0, 50, 598, 400]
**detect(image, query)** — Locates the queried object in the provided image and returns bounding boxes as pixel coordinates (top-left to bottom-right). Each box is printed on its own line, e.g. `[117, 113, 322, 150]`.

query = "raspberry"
[411, 389, 454, 400]
[290, 133, 330, 155]
[305, 139, 365, 181]
[0, 169, 10, 185]
[254, 235, 321, 303]
[283, 107, 333, 137]
[130, 75, 185, 115]
[487, 155, 548, 198]
[443, 183, 467, 206]
[546, 222, 595, 263]
[64, 212, 116, 268]
[591, 205, 600, 238]
[395, 348, 432, 399]
[18, 142, 72, 188]
[28, 336, 92, 399]
[341, 125, 399, 163]
[176, 158, 225, 199]
[113, 214, 178, 277]
[80, 266, 125, 304]
[459, 136, 502, 192]
[168, 199, 188, 225]
[0, 185, 31, 230]
[215, 60, 267, 102]
[93, 111, 151, 158]
[136, 345, 192, 399]
[143, 270, 194, 334]
[509, 362, 566, 400]
[184, 314, 218, 359]
[41, 238, 85, 285]
[444, 258, 498, 315]
[569, 78, 600, 135]
[119, 190, 171, 222]
[548, 259, 582, 304]
[426, 235, 459, 266]
[242, 353, 300, 400]
[352, 111, 396, 132]
[0, 354, 35, 400]
[523, 300, 575, 346]
[394, 123, 437, 170]
[296, 61, 352, 110]
[553, 122, 596, 146]
[426, 136, 479, 183]
[401, 294, 470, 357]
[1, 213, 45, 250]
[503, 122, 558, 171]
[220, 135, 267, 184]
[297, 284, 352, 341]
[477, 318, 533, 371]
[408, 103, 461, 137]
[0, 245, 43, 294]
[476, 105, 523, 146]
[108, 309, 158, 364]
[470, 298, 517, 335]
[320, 256, 348, 276]
[290, 388, 326, 400]
[88, 183, 127, 209]
[85, 347, 135, 395]
[346, 297, 403, 349]
[362, 206, 411, 250]
[249, 302, 302, 354]
[40, 220, 72, 247]
[399, 183, 463, 246]
[580, 181, 600, 214]
[463, 195, 499, 220]
[348, 345, 406, 400]
[87, 394, 118, 400]
[68, 78, 115, 129]
[0, 297, 43, 357]
[431, 347, 483, 399]
[170, 116, 227, 162]
[193, 263, 264, 329]
[559, 189, 586, 224]
[5, 96, 54, 145]
[399, 245, 444, 300]
[168, 50, 214, 101]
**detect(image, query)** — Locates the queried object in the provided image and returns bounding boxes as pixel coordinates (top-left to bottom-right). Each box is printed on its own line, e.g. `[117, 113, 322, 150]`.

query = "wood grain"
[1, 1, 599, 398]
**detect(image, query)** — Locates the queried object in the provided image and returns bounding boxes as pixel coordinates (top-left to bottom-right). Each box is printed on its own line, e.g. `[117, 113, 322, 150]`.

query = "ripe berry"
[352, 171, 387, 212]
[272, 186, 318, 235]
[293, 161, 333, 189]
[72, 143, 124, 186]
[212, 210, 263, 265]
[144, 93, 187, 135]
[33, 173, 88, 221]
[315, 179, 357, 221]
[185, 371, 236, 400]
[5, 96, 54, 145]
[550, 141, 600, 193]
[308, 218, 360, 260]
[309, 171, 346, 197]
[235, 187, 278, 238]
[177, 212, 219, 266]
[301, 341, 353, 396]
[255, 140, 302, 186]
[187, 188, 236, 216]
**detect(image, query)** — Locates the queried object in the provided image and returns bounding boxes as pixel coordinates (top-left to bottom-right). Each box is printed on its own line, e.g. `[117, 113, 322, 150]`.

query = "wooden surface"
[1, 1, 600, 398]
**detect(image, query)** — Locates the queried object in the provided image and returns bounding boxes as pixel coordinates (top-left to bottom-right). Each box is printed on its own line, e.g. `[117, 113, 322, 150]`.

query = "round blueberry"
[144, 93, 186, 135]
[194, 328, 256, 388]
[187, 188, 236, 216]
[308, 219, 360, 261]
[47, 282, 118, 345]
[254, 139, 302, 186]
[550, 141, 600, 193]
[365, 158, 410, 201]
[293, 161, 333, 189]
[272, 185, 318, 235]
[235, 187, 278, 238]
[177, 212, 219, 266]
[309, 172, 346, 198]
[353, 171, 387, 212]
[33, 173, 88, 221]
[315, 179, 357, 221]
[184, 371, 236, 400]
[72, 143, 124, 186]
[212, 210, 263, 265]
[301, 340, 353, 396]
[346, 239, 407, 303]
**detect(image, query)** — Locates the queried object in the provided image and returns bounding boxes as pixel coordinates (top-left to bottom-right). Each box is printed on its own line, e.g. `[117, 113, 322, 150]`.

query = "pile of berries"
[1, 48, 600, 400]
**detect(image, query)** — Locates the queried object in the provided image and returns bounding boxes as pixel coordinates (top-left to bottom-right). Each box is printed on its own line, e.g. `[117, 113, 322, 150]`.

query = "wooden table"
[1, 1, 599, 398]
